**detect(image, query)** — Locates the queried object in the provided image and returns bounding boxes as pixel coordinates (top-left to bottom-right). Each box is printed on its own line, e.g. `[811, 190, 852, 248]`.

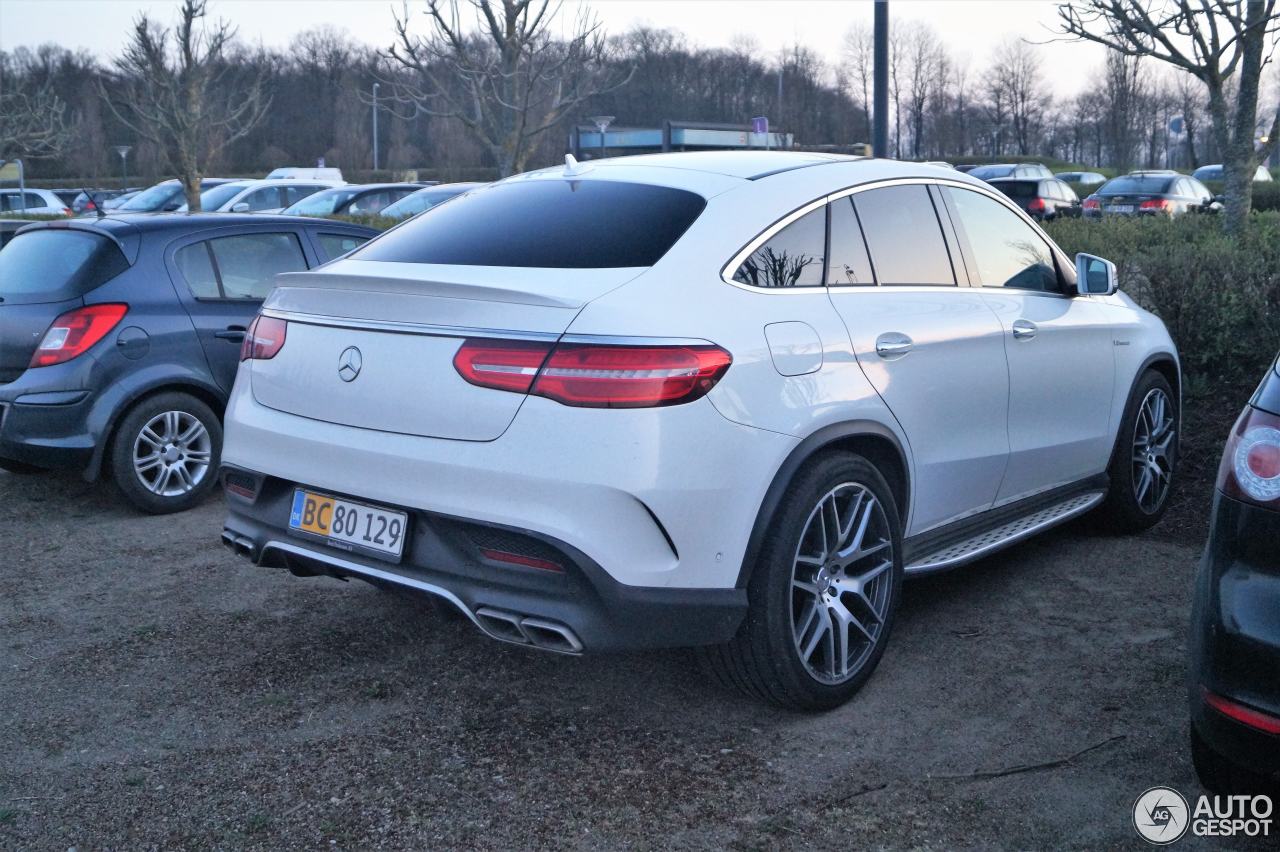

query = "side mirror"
[231, 202, 250, 213]
[1075, 253, 1117, 296]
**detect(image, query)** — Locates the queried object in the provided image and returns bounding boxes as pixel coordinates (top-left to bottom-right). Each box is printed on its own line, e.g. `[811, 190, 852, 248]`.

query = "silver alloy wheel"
[1132, 387, 1176, 513]
[791, 482, 894, 685]
[132, 410, 212, 497]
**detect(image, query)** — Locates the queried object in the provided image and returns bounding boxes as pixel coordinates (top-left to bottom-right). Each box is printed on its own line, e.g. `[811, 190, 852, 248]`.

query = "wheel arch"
[1105, 351, 1181, 474]
[87, 376, 227, 481]
[736, 420, 910, 589]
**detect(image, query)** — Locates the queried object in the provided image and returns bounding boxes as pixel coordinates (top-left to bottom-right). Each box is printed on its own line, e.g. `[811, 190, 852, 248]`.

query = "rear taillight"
[1083, 197, 1100, 210]
[240, 315, 288, 361]
[1140, 199, 1171, 211]
[453, 339, 732, 408]
[1203, 688, 1280, 735]
[29, 303, 128, 368]
[1217, 405, 1280, 509]
[1027, 198, 1046, 213]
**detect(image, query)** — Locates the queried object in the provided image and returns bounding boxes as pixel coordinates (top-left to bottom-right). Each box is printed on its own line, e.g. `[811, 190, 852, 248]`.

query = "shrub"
[1045, 212, 1280, 389]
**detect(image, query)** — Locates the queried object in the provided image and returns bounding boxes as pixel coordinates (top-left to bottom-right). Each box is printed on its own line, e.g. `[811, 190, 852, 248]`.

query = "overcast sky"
[0, 0, 1110, 97]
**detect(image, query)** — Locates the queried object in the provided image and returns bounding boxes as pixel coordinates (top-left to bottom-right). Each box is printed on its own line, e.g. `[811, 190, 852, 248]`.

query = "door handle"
[214, 325, 247, 342]
[875, 333, 913, 359]
[1012, 320, 1038, 341]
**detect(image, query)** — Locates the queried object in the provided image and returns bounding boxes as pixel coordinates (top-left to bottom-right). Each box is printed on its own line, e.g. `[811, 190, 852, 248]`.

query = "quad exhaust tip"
[475, 607, 583, 654]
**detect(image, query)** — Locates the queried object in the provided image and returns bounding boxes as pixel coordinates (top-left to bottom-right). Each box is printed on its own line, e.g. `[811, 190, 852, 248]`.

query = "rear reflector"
[479, 547, 564, 573]
[30, 303, 129, 368]
[1203, 688, 1280, 735]
[454, 338, 732, 408]
[240, 315, 288, 361]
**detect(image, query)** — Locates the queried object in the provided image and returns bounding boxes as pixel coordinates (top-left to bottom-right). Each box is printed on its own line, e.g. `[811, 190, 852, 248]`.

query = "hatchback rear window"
[0, 230, 129, 305]
[353, 180, 707, 268]
[992, 181, 1037, 199]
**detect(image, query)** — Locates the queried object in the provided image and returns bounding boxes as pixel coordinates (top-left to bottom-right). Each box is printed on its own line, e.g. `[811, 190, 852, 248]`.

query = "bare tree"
[1057, 0, 1280, 232]
[990, 39, 1050, 156]
[841, 23, 875, 143]
[99, 0, 271, 210]
[384, 0, 632, 177]
[0, 81, 71, 161]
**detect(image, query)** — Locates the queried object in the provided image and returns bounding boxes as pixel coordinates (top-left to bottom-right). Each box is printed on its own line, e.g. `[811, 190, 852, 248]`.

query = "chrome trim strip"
[261, 540, 480, 624]
[719, 176, 1075, 295]
[557, 333, 715, 347]
[903, 491, 1105, 575]
[258, 308, 561, 342]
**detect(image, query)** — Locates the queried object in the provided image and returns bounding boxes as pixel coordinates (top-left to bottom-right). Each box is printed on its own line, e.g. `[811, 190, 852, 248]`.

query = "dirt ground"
[0, 467, 1261, 850]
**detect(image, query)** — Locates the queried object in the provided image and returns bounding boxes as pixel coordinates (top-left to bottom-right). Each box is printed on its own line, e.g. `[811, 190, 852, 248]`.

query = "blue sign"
[751, 116, 769, 135]
[1168, 116, 1185, 135]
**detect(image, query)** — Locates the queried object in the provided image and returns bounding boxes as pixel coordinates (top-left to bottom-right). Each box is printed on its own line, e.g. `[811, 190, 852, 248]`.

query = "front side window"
[943, 187, 1059, 292]
[241, 187, 283, 211]
[354, 180, 707, 269]
[732, 206, 826, 288]
[852, 185, 955, 286]
[176, 233, 307, 300]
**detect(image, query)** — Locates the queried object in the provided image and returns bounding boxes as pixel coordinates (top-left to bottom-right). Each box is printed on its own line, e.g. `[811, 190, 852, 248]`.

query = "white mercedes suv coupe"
[219, 151, 1179, 710]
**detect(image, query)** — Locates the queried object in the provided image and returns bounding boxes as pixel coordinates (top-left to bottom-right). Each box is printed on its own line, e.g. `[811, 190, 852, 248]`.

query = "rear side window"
[316, 232, 370, 261]
[826, 197, 874, 286]
[354, 180, 707, 269]
[852, 185, 955, 286]
[943, 188, 1059, 292]
[0, 230, 129, 305]
[176, 233, 307, 300]
[732, 206, 826, 288]
[994, 182, 1036, 199]
[175, 242, 220, 298]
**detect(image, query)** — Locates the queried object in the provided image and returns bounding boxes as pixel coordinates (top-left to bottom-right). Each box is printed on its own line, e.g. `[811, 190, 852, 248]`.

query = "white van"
[266, 167, 346, 181]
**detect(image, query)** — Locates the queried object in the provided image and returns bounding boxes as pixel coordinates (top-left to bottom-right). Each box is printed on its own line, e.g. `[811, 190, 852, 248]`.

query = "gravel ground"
[0, 467, 1259, 850]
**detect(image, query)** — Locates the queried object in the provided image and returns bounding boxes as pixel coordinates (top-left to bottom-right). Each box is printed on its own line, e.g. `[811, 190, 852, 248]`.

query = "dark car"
[1054, 170, 1107, 185]
[377, 182, 486, 220]
[987, 178, 1081, 221]
[116, 179, 235, 213]
[0, 220, 28, 249]
[1190, 353, 1280, 797]
[967, 163, 1054, 181]
[1083, 173, 1217, 218]
[0, 214, 377, 512]
[281, 183, 421, 217]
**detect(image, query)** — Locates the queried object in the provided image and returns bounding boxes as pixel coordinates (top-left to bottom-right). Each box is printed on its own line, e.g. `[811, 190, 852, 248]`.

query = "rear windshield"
[992, 181, 1038, 199]
[0, 230, 130, 304]
[288, 188, 359, 215]
[354, 180, 706, 268]
[1100, 176, 1173, 195]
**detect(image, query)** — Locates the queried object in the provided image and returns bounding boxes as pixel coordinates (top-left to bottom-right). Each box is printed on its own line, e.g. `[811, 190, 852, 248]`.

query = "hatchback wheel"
[701, 452, 903, 711]
[110, 392, 222, 514]
[1103, 370, 1177, 531]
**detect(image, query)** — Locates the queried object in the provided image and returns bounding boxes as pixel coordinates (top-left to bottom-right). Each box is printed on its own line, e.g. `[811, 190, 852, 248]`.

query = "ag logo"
[1134, 786, 1190, 844]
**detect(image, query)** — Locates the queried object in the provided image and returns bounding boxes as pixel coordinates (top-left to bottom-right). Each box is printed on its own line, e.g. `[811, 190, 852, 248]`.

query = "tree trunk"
[181, 165, 203, 212]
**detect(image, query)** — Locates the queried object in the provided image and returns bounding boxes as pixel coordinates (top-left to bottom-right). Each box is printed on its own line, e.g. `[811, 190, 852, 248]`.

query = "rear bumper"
[0, 374, 97, 472]
[221, 468, 747, 652]
[1190, 492, 1280, 776]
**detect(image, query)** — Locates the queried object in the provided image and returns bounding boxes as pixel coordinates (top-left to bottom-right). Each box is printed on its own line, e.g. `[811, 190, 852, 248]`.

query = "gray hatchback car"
[0, 214, 376, 512]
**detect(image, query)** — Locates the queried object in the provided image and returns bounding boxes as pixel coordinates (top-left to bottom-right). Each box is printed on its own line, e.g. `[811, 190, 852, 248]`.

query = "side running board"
[905, 490, 1106, 575]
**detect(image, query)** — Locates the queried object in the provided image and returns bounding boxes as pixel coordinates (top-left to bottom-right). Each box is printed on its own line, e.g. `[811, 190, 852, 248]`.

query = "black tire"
[0, 458, 44, 475]
[1101, 370, 1178, 532]
[699, 451, 904, 711]
[108, 391, 222, 514]
[1191, 725, 1280, 798]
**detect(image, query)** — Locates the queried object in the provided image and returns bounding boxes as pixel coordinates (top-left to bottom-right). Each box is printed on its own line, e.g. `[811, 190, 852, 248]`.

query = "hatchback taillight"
[30, 303, 129, 368]
[240, 315, 288, 361]
[453, 338, 732, 408]
[1217, 405, 1280, 509]
[1027, 198, 1046, 213]
[1083, 197, 1101, 210]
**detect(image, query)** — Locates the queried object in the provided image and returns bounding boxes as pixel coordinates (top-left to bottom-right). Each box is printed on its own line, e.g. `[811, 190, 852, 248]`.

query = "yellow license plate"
[288, 489, 408, 560]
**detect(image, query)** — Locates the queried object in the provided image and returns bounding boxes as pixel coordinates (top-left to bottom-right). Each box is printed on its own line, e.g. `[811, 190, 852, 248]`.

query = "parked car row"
[2, 155, 1276, 797]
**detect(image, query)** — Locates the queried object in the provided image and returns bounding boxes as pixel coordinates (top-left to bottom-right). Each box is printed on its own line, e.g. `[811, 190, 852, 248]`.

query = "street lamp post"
[588, 115, 614, 159]
[114, 145, 132, 190]
[372, 82, 380, 172]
